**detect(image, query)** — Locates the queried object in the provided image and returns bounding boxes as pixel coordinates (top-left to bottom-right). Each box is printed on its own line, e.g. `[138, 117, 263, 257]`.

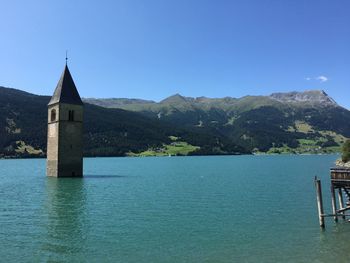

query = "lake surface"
[1, 155, 350, 262]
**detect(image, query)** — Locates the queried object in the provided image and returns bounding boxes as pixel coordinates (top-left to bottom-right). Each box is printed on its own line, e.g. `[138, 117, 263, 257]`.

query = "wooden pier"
[315, 167, 350, 228]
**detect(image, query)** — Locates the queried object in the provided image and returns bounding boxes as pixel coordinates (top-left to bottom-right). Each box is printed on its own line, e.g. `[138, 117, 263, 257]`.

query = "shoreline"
[0, 151, 340, 160]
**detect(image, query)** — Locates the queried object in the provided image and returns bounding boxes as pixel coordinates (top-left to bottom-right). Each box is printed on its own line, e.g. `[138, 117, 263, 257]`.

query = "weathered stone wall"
[47, 104, 60, 177]
[47, 103, 83, 177]
[59, 104, 83, 122]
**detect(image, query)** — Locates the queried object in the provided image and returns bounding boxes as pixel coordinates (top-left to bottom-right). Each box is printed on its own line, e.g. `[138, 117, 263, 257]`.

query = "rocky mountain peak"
[269, 90, 337, 106]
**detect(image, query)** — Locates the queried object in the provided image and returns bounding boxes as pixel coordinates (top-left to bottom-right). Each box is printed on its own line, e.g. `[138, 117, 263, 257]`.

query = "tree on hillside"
[342, 140, 350, 163]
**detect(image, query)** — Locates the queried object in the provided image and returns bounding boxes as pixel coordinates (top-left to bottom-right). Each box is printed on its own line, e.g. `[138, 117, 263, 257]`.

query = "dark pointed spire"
[48, 65, 83, 106]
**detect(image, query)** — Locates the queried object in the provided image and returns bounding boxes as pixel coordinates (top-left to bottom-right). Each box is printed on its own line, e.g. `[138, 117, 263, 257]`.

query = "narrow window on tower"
[51, 109, 56, 122]
[68, 110, 75, 121]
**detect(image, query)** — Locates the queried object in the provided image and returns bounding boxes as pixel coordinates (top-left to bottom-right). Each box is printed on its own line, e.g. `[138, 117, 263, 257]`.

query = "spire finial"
[65, 50, 68, 65]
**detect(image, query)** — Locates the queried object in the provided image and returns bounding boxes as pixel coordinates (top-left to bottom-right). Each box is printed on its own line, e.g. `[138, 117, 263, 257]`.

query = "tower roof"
[48, 65, 83, 106]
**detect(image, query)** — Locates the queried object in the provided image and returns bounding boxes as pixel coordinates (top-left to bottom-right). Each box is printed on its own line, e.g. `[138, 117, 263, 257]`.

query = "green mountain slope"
[0, 86, 247, 158]
[85, 90, 350, 154]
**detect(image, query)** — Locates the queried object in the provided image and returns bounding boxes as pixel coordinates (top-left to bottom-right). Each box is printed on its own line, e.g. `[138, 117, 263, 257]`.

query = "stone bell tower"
[47, 64, 84, 177]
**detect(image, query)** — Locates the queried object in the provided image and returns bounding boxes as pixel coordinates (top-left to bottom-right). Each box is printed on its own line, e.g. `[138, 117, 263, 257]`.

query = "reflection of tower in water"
[42, 178, 87, 260]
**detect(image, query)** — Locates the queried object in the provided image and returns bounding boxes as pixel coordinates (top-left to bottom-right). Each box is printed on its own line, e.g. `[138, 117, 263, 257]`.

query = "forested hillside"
[0, 87, 247, 158]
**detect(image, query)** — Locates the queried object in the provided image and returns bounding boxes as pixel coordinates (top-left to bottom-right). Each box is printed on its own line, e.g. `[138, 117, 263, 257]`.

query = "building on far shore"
[46, 64, 84, 177]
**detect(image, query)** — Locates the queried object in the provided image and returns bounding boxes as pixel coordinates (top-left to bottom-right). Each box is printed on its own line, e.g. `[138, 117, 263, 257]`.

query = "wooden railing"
[330, 168, 350, 181]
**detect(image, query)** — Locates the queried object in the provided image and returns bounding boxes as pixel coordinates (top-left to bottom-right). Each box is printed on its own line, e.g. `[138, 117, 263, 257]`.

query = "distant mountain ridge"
[84, 90, 339, 109]
[84, 98, 155, 108]
[85, 90, 350, 154]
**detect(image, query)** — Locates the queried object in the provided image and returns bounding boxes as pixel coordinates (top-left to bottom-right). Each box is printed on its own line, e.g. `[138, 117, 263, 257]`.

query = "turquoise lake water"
[1, 155, 350, 262]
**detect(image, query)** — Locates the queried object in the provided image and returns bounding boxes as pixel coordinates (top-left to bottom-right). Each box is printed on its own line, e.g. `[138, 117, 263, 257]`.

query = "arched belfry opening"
[50, 109, 56, 122]
[68, 110, 75, 121]
[46, 64, 84, 177]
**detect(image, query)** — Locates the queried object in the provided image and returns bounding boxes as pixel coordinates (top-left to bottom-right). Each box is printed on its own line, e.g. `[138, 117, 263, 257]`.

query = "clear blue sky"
[0, 0, 349, 108]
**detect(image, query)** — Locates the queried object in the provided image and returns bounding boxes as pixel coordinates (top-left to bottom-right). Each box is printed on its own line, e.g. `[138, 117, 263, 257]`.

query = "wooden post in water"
[315, 177, 325, 228]
[330, 183, 338, 222]
[338, 188, 346, 220]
